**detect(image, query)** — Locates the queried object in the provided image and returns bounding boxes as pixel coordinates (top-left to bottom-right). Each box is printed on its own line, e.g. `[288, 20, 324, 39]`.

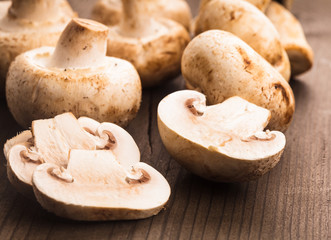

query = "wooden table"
[0, 0, 330, 239]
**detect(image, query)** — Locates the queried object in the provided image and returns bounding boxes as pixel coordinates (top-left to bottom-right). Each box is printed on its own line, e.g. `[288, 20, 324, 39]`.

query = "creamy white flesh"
[32, 113, 96, 167]
[78, 117, 140, 169]
[158, 90, 285, 160]
[33, 149, 170, 210]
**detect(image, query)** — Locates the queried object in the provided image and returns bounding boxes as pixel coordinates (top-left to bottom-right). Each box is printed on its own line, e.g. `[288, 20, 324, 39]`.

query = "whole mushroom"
[0, 0, 76, 94]
[6, 18, 142, 128]
[106, 0, 190, 87]
[194, 0, 291, 81]
[266, 1, 313, 76]
[91, 0, 192, 31]
[182, 30, 295, 132]
[199, 0, 272, 12]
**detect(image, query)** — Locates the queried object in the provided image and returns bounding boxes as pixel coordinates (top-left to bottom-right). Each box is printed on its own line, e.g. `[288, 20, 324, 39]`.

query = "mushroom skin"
[6, 18, 142, 128]
[106, 0, 190, 87]
[194, 0, 291, 81]
[182, 30, 295, 132]
[0, 0, 75, 95]
[91, 0, 192, 31]
[157, 90, 286, 182]
[266, 1, 313, 76]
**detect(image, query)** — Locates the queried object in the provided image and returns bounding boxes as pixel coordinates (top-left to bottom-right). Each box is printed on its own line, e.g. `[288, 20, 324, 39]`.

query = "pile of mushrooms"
[6, 18, 142, 128]
[2, 0, 314, 221]
[0, 0, 76, 95]
[4, 113, 170, 221]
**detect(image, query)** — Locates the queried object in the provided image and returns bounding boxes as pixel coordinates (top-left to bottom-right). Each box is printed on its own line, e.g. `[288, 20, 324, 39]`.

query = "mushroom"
[6, 18, 141, 128]
[91, 0, 192, 31]
[266, 1, 313, 76]
[0, 0, 76, 95]
[181, 30, 295, 132]
[199, 0, 272, 12]
[105, 0, 190, 87]
[32, 149, 171, 220]
[4, 113, 143, 198]
[194, 0, 291, 81]
[158, 90, 286, 182]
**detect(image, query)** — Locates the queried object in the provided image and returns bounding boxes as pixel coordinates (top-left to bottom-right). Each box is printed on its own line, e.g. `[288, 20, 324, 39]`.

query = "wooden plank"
[0, 0, 330, 239]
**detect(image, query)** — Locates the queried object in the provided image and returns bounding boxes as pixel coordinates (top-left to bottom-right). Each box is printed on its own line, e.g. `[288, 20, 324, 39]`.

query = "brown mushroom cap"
[91, 0, 192, 30]
[194, 0, 291, 81]
[158, 90, 286, 182]
[182, 30, 295, 132]
[266, 1, 314, 76]
[0, 0, 75, 95]
[199, 0, 272, 12]
[107, 0, 190, 87]
[33, 149, 171, 221]
[6, 18, 142, 128]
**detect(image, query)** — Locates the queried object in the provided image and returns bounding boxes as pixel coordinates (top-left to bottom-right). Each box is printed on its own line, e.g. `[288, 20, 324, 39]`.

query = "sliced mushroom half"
[33, 149, 171, 221]
[157, 90, 286, 182]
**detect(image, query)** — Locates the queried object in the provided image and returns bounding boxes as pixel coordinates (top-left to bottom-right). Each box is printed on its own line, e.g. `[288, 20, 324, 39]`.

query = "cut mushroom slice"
[3, 130, 32, 159]
[266, 1, 314, 76]
[33, 149, 171, 221]
[106, 0, 190, 87]
[157, 90, 286, 182]
[194, 0, 290, 81]
[6, 18, 141, 128]
[0, 0, 75, 94]
[91, 0, 192, 30]
[78, 116, 140, 169]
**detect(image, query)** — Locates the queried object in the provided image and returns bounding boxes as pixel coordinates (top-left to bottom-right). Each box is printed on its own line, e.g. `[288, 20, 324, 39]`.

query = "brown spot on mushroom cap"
[273, 83, 289, 105]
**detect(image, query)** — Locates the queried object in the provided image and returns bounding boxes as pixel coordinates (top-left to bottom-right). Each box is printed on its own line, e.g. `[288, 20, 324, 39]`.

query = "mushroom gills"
[33, 149, 171, 220]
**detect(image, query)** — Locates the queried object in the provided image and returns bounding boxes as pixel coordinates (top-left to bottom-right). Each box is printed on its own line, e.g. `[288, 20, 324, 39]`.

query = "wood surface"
[0, 0, 330, 239]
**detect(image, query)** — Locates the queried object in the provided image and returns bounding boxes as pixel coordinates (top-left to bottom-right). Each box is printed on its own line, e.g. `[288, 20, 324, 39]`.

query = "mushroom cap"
[0, 0, 75, 94]
[194, 0, 290, 81]
[182, 30, 295, 132]
[266, 1, 313, 76]
[33, 149, 171, 220]
[6, 46, 141, 128]
[158, 90, 286, 182]
[107, 18, 190, 87]
[91, 0, 192, 30]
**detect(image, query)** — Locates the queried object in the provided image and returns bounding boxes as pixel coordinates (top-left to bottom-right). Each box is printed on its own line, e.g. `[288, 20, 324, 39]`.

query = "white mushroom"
[182, 30, 295, 132]
[158, 90, 286, 182]
[6, 18, 141, 128]
[0, 0, 75, 94]
[91, 0, 192, 31]
[266, 1, 314, 76]
[194, 0, 291, 81]
[32, 149, 171, 221]
[106, 0, 190, 87]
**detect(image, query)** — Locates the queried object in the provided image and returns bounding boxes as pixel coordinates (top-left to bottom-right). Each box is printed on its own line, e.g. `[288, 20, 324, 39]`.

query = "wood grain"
[0, 0, 330, 239]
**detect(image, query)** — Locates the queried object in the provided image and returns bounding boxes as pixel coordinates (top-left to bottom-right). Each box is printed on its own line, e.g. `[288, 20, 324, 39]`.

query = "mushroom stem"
[49, 18, 109, 69]
[119, 0, 156, 38]
[8, 0, 62, 21]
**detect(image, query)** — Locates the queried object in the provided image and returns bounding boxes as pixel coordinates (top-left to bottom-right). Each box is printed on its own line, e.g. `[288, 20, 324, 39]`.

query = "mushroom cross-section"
[157, 90, 286, 182]
[106, 0, 190, 87]
[6, 18, 142, 128]
[4, 113, 142, 198]
[32, 149, 171, 221]
[0, 0, 75, 94]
